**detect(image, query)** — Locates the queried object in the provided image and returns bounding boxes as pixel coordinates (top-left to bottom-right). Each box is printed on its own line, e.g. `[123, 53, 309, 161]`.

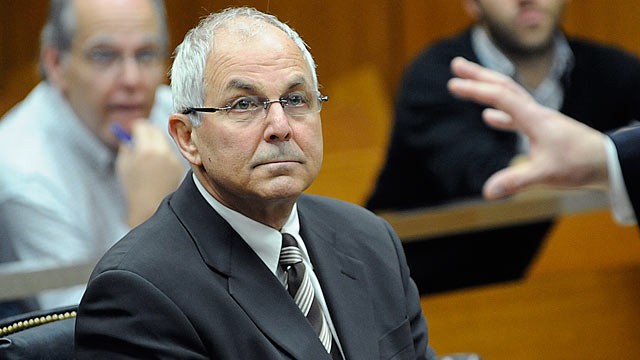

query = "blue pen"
[110, 123, 133, 146]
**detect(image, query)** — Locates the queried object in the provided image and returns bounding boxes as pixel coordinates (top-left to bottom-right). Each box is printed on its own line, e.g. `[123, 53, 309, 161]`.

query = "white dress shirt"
[605, 137, 637, 224]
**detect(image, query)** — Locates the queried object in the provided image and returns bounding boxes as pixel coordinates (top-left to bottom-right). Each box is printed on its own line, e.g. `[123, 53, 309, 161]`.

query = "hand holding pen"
[112, 120, 185, 227]
[110, 123, 134, 147]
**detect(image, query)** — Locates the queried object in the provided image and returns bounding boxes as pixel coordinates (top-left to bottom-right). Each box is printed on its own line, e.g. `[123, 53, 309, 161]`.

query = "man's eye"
[230, 97, 260, 111]
[286, 93, 308, 107]
[86, 49, 118, 66]
[135, 49, 161, 64]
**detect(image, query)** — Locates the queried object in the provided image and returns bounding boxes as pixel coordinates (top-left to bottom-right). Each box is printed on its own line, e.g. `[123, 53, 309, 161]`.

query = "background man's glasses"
[83, 47, 164, 72]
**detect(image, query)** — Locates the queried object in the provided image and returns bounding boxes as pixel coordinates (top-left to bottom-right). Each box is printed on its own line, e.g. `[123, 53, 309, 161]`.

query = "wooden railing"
[0, 260, 97, 301]
[0, 188, 615, 301]
[380, 188, 610, 241]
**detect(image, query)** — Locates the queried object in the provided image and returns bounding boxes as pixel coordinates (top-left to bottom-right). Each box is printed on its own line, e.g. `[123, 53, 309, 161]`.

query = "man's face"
[56, 0, 165, 148]
[472, 0, 567, 56]
[189, 23, 324, 212]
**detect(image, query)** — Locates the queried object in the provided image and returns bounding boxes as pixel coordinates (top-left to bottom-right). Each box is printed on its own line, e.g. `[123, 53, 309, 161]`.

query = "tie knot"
[280, 233, 303, 266]
[281, 233, 298, 248]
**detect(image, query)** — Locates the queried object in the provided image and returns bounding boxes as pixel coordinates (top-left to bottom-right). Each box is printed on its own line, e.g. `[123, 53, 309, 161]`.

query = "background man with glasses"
[0, 0, 184, 315]
[75, 7, 436, 359]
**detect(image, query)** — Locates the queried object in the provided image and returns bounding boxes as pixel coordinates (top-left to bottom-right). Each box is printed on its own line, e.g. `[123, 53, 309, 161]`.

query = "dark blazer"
[611, 127, 640, 220]
[75, 174, 435, 360]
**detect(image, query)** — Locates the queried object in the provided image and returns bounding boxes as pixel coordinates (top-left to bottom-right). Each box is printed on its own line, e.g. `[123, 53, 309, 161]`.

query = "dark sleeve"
[380, 219, 437, 360]
[397, 45, 517, 189]
[367, 34, 517, 210]
[610, 128, 640, 220]
[563, 40, 640, 131]
[74, 270, 208, 360]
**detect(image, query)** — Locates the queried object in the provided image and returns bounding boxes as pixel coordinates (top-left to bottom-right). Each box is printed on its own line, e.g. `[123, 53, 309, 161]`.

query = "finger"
[116, 141, 132, 157]
[482, 108, 515, 131]
[449, 56, 535, 111]
[482, 163, 545, 200]
[130, 120, 165, 149]
[450, 57, 513, 85]
[447, 77, 502, 105]
[448, 74, 530, 110]
[128, 120, 147, 146]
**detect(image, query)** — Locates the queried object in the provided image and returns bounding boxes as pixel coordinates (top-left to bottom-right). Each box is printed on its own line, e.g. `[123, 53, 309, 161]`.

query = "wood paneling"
[0, 1, 47, 114]
[400, 1, 472, 64]
[422, 264, 640, 359]
[4, 1, 640, 110]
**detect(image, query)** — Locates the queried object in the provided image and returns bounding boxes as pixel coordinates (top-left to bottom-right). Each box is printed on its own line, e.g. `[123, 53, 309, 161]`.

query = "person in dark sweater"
[448, 56, 639, 225]
[367, 0, 640, 295]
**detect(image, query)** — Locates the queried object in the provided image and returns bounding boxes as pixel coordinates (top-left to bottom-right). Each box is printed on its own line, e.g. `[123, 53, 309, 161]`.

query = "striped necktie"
[279, 233, 341, 359]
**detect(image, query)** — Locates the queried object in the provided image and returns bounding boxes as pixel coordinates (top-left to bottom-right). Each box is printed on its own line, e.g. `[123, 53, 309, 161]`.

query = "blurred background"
[2, 0, 640, 205]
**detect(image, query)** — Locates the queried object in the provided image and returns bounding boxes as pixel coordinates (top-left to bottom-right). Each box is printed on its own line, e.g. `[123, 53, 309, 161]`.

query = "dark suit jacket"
[75, 174, 435, 360]
[611, 128, 640, 220]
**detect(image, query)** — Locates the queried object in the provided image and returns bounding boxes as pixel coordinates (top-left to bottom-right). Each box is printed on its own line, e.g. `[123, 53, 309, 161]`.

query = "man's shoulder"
[0, 120, 58, 182]
[399, 29, 476, 92]
[91, 201, 185, 274]
[297, 194, 386, 229]
[298, 194, 369, 213]
[1, 84, 50, 129]
[569, 37, 640, 64]
[0, 84, 80, 186]
[411, 29, 475, 67]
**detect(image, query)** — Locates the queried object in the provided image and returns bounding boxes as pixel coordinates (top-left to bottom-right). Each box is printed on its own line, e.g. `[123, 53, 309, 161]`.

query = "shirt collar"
[192, 173, 303, 275]
[470, 25, 574, 88]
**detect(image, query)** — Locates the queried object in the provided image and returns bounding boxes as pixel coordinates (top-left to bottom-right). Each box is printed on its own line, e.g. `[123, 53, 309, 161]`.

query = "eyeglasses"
[82, 47, 164, 72]
[182, 91, 328, 122]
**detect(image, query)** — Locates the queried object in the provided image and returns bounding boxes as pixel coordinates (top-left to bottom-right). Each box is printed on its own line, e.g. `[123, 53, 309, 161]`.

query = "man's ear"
[462, 0, 481, 20]
[41, 46, 68, 90]
[168, 113, 202, 166]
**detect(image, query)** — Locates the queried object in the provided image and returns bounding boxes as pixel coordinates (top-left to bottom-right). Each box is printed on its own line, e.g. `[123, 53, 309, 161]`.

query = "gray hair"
[39, 0, 169, 79]
[170, 7, 319, 127]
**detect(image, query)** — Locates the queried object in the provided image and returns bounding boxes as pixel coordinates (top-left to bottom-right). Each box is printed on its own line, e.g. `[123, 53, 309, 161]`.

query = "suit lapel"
[228, 240, 331, 360]
[169, 174, 332, 360]
[300, 207, 378, 360]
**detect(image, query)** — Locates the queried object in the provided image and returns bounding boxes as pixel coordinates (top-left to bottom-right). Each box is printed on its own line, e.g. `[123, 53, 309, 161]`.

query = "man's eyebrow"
[286, 76, 307, 90]
[83, 34, 161, 49]
[224, 76, 309, 93]
[225, 79, 257, 92]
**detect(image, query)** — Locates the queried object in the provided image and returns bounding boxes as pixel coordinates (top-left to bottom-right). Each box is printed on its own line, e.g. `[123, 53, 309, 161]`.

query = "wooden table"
[0, 260, 96, 301]
[381, 189, 610, 241]
[0, 189, 634, 305]
[421, 264, 640, 359]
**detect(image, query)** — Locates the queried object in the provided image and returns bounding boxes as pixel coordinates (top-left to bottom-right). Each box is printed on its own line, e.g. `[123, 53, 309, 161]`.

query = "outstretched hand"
[447, 57, 609, 200]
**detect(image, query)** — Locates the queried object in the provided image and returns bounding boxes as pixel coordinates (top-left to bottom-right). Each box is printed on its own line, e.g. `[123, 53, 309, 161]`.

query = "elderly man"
[75, 7, 436, 360]
[0, 0, 184, 313]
